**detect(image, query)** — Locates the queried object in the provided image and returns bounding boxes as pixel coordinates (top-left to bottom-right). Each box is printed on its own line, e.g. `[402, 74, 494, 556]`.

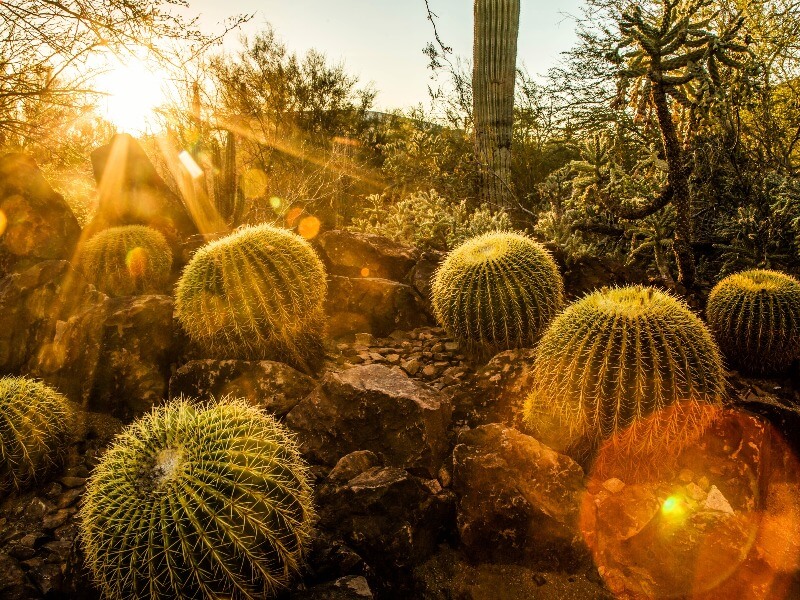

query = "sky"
[185, 0, 585, 111]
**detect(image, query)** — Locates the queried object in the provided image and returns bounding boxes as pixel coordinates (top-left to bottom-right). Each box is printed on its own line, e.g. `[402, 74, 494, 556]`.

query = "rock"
[316, 230, 418, 281]
[704, 485, 734, 514]
[451, 424, 586, 566]
[545, 245, 648, 300]
[326, 275, 430, 338]
[328, 451, 382, 483]
[290, 576, 373, 600]
[318, 466, 454, 593]
[286, 365, 452, 476]
[90, 295, 175, 419]
[409, 251, 445, 311]
[169, 359, 316, 417]
[0, 260, 108, 404]
[86, 134, 201, 265]
[730, 374, 800, 454]
[0, 154, 81, 277]
[0, 551, 36, 599]
[601, 478, 625, 494]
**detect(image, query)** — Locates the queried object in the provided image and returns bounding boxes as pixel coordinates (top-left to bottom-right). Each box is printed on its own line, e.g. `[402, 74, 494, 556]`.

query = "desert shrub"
[175, 224, 326, 369]
[0, 376, 72, 493]
[431, 231, 563, 358]
[706, 269, 800, 374]
[80, 397, 314, 600]
[79, 225, 172, 296]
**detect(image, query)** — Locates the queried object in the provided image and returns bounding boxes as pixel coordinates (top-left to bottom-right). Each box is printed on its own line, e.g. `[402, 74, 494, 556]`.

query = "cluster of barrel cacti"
[175, 224, 327, 369]
[79, 225, 173, 296]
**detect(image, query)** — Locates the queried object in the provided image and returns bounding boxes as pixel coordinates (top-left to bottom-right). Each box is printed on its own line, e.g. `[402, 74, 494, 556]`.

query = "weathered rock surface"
[452, 424, 586, 566]
[409, 250, 445, 311]
[286, 364, 452, 476]
[0, 260, 108, 404]
[290, 576, 373, 600]
[86, 133, 200, 265]
[317, 466, 454, 595]
[316, 230, 418, 282]
[90, 295, 175, 419]
[169, 359, 316, 416]
[0, 154, 81, 277]
[326, 275, 430, 338]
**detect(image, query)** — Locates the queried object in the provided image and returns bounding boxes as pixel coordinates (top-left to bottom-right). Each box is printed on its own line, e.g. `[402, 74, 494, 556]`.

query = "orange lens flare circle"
[580, 405, 800, 599]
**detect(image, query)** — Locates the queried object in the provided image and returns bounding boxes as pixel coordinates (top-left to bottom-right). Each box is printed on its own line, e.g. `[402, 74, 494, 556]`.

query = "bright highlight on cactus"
[431, 231, 564, 358]
[79, 225, 172, 296]
[0, 376, 72, 492]
[80, 398, 315, 600]
[175, 224, 327, 368]
[525, 286, 725, 459]
[706, 269, 800, 375]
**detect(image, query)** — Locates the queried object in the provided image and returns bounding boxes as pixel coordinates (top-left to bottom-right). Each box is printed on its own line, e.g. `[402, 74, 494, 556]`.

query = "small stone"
[678, 468, 694, 483]
[401, 358, 421, 376]
[697, 476, 710, 491]
[422, 365, 438, 378]
[386, 353, 400, 364]
[602, 478, 626, 494]
[685, 482, 707, 502]
[42, 509, 72, 530]
[354, 333, 375, 346]
[57, 488, 83, 509]
[704, 485, 734, 514]
[431, 343, 445, 353]
[328, 451, 381, 483]
[368, 352, 384, 362]
[443, 342, 459, 352]
[59, 476, 86, 488]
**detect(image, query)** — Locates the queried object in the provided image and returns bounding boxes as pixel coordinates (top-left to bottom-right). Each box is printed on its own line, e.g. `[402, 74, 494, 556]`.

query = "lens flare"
[298, 216, 321, 240]
[0, 209, 6, 236]
[178, 151, 204, 179]
[360, 267, 370, 277]
[93, 56, 166, 134]
[270, 196, 282, 210]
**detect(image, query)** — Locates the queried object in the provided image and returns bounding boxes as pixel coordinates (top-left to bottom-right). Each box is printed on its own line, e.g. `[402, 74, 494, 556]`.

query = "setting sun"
[93, 57, 168, 134]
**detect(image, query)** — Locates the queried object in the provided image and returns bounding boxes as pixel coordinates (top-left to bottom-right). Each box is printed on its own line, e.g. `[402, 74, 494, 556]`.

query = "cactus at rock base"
[706, 269, 800, 375]
[80, 397, 315, 600]
[79, 225, 172, 297]
[175, 224, 327, 368]
[431, 231, 564, 358]
[525, 286, 725, 460]
[0, 376, 72, 492]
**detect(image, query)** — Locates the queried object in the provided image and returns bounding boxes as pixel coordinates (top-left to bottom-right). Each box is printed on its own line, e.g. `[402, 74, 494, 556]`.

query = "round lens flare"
[125, 246, 149, 278]
[269, 196, 282, 210]
[580, 406, 800, 599]
[298, 216, 321, 240]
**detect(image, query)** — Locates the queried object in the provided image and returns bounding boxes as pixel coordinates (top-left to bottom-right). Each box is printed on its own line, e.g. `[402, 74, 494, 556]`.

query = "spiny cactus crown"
[525, 285, 725, 457]
[431, 231, 564, 358]
[175, 224, 327, 368]
[707, 269, 800, 375]
[0, 376, 72, 493]
[79, 225, 172, 297]
[80, 397, 315, 600]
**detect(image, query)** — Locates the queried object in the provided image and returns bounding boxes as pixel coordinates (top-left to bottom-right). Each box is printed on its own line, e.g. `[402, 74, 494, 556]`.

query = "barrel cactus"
[79, 225, 172, 296]
[706, 269, 800, 375]
[80, 398, 315, 600]
[175, 224, 327, 368]
[0, 376, 72, 492]
[525, 286, 725, 461]
[431, 231, 563, 358]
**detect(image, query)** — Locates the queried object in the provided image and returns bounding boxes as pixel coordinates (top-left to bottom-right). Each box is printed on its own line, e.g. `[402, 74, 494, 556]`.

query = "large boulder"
[285, 364, 452, 476]
[90, 295, 176, 419]
[169, 359, 316, 416]
[409, 250, 445, 311]
[326, 275, 429, 338]
[0, 154, 81, 277]
[87, 134, 200, 265]
[0, 260, 108, 404]
[451, 424, 586, 566]
[316, 230, 418, 282]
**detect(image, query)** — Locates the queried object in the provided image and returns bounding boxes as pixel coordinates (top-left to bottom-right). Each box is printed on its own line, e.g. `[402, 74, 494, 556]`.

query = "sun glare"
[94, 58, 167, 135]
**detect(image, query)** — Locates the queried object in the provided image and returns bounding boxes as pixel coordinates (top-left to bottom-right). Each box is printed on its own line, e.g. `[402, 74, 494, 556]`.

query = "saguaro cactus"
[473, 0, 520, 209]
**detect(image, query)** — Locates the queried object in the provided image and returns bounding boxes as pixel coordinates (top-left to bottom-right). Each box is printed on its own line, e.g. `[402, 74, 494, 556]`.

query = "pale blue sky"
[186, 0, 584, 110]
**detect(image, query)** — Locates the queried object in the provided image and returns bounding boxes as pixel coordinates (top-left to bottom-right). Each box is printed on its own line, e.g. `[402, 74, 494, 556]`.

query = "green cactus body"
[0, 376, 72, 492]
[431, 231, 564, 358]
[175, 224, 327, 368]
[707, 269, 800, 375]
[79, 225, 172, 297]
[80, 398, 315, 600]
[525, 286, 725, 459]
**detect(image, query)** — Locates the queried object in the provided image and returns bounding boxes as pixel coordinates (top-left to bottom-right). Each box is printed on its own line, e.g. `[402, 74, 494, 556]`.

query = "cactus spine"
[175, 224, 327, 368]
[431, 231, 564, 358]
[0, 376, 72, 492]
[525, 286, 725, 459]
[79, 225, 172, 297]
[706, 269, 800, 374]
[80, 397, 315, 600]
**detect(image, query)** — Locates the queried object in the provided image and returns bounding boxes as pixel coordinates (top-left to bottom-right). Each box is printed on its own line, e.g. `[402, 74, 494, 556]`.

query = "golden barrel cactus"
[431, 231, 564, 358]
[706, 269, 800, 375]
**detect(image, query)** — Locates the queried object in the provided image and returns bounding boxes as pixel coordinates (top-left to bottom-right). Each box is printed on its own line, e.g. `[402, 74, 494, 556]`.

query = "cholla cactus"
[80, 398, 315, 600]
[175, 224, 327, 369]
[525, 286, 725, 459]
[431, 231, 564, 358]
[0, 376, 72, 492]
[706, 269, 800, 374]
[79, 225, 172, 296]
